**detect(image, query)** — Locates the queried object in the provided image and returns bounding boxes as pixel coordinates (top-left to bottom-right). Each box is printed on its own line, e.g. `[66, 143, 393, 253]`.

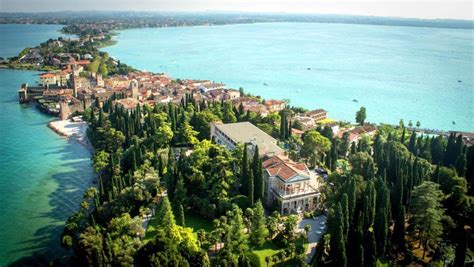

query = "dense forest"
[314, 122, 473, 266]
[61, 92, 473, 266]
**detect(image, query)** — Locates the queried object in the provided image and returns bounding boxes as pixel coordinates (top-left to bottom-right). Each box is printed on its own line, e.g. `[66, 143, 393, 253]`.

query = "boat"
[263, 83, 268, 86]
[307, 67, 311, 70]
[352, 99, 358, 103]
[452, 121, 456, 125]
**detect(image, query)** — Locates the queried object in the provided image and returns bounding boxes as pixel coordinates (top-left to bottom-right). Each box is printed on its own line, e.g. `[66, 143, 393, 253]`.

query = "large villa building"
[210, 121, 284, 158]
[263, 155, 321, 214]
[211, 121, 321, 214]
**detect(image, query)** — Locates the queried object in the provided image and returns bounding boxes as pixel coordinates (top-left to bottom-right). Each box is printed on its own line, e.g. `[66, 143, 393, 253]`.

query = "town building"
[305, 109, 327, 123]
[206, 89, 240, 101]
[264, 99, 286, 112]
[294, 115, 316, 131]
[210, 121, 284, 158]
[199, 82, 226, 92]
[337, 125, 377, 143]
[114, 98, 140, 110]
[39, 73, 57, 86]
[263, 155, 321, 214]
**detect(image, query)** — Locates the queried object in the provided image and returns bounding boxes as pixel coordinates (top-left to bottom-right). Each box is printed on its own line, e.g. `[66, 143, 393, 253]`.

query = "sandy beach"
[48, 119, 94, 153]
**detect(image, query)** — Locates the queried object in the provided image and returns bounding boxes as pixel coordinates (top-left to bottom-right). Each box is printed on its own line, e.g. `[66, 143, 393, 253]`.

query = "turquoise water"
[0, 24, 67, 59]
[0, 25, 93, 265]
[103, 22, 473, 132]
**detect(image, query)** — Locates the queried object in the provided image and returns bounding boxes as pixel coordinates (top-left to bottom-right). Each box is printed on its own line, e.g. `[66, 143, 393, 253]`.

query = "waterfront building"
[305, 109, 327, 123]
[337, 125, 377, 143]
[210, 121, 284, 158]
[39, 73, 57, 86]
[294, 115, 316, 131]
[264, 99, 286, 112]
[199, 82, 226, 92]
[263, 155, 321, 214]
[206, 89, 240, 101]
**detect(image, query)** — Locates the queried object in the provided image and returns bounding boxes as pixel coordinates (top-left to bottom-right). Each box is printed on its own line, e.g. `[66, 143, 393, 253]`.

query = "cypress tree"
[341, 193, 349, 238]
[374, 178, 390, 259]
[400, 127, 406, 144]
[466, 146, 474, 195]
[444, 132, 455, 166]
[253, 146, 264, 202]
[330, 204, 347, 267]
[455, 152, 466, 177]
[241, 147, 249, 195]
[393, 206, 406, 253]
[335, 225, 348, 267]
[131, 150, 137, 171]
[346, 179, 356, 217]
[453, 225, 468, 267]
[364, 230, 377, 267]
[279, 113, 286, 139]
[158, 155, 164, 177]
[350, 142, 356, 155]
[354, 222, 364, 267]
[433, 164, 440, 183]
[250, 201, 268, 247]
[157, 196, 176, 236]
[177, 204, 185, 226]
[248, 170, 254, 206]
[90, 107, 96, 126]
[408, 131, 417, 154]
[287, 120, 292, 139]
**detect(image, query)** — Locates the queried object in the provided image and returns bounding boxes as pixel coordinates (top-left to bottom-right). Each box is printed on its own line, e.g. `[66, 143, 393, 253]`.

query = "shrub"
[231, 195, 250, 210]
[247, 252, 261, 267]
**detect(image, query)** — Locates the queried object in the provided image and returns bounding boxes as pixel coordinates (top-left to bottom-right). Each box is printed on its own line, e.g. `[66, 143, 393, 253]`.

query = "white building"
[210, 121, 284, 158]
[263, 155, 321, 214]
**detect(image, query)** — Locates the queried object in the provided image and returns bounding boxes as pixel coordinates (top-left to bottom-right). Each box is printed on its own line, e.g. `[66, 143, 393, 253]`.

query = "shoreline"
[47, 119, 94, 154]
[4, 23, 471, 134]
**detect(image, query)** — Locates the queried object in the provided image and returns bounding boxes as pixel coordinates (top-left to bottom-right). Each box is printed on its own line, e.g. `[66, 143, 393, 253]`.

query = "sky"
[1, 0, 472, 20]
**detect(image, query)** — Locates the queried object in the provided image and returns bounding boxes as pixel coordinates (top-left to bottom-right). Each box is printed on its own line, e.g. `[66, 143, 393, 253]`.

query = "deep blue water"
[0, 25, 93, 266]
[104, 22, 473, 132]
[0, 24, 67, 59]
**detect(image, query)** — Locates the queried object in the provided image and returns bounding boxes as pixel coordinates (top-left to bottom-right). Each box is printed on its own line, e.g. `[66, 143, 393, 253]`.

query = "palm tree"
[265, 256, 270, 267]
[304, 224, 311, 243]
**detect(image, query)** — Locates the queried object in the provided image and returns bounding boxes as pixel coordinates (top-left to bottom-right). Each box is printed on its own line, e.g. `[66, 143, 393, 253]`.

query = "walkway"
[297, 215, 327, 263]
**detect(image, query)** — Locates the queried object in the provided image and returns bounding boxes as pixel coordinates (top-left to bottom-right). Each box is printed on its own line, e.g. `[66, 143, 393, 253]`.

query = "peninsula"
[3, 13, 473, 267]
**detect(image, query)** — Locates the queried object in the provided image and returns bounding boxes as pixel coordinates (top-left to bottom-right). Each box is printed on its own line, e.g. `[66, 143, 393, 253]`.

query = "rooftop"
[263, 155, 312, 182]
[213, 121, 283, 157]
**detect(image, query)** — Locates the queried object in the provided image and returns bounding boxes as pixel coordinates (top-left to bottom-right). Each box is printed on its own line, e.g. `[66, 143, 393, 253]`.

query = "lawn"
[184, 210, 214, 233]
[144, 209, 213, 241]
[318, 118, 336, 124]
[252, 238, 308, 267]
[252, 241, 280, 267]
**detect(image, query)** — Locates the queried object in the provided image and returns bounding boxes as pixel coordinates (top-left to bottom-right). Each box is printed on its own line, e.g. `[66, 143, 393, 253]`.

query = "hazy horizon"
[1, 0, 472, 20]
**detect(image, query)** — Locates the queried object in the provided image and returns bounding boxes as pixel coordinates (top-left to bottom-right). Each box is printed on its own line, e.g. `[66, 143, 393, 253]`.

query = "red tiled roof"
[263, 155, 310, 181]
[40, 73, 56, 78]
[291, 128, 304, 135]
[264, 99, 285, 105]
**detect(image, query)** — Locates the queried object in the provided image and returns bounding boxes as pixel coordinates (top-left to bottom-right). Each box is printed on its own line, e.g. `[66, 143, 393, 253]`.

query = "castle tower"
[96, 73, 104, 87]
[18, 83, 28, 103]
[59, 100, 71, 120]
[72, 75, 78, 98]
[130, 79, 139, 99]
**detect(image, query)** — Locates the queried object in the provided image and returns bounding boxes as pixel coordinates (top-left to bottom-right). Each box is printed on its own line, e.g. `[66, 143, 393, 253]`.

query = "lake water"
[103, 22, 473, 132]
[0, 25, 93, 265]
[0, 24, 67, 59]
